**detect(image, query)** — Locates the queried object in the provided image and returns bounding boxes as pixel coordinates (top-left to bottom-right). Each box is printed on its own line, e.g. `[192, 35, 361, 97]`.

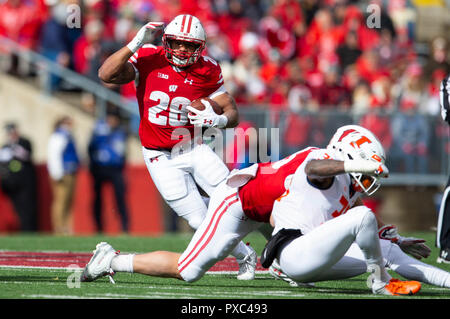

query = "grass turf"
[1, 231, 450, 302]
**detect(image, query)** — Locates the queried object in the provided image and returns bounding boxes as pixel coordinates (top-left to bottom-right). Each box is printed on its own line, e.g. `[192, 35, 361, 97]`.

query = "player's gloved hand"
[127, 22, 164, 53]
[186, 99, 228, 128]
[344, 160, 389, 178]
[378, 224, 431, 259]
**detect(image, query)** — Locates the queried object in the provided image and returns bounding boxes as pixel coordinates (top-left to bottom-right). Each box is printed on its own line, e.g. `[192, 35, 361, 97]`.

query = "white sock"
[367, 263, 392, 291]
[111, 254, 135, 273]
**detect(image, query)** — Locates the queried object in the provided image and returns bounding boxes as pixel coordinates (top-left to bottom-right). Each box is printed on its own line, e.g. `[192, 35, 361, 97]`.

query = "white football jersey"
[272, 148, 361, 234]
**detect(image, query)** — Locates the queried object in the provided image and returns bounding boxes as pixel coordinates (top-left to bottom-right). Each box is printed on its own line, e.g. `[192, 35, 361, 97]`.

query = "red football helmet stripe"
[180, 14, 187, 33]
[186, 15, 192, 33]
[337, 129, 356, 142]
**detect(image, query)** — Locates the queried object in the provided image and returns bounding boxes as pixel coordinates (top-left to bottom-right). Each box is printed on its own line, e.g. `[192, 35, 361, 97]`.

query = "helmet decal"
[337, 129, 356, 142]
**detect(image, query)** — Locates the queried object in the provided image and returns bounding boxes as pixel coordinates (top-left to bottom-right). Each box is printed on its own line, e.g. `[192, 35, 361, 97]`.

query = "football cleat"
[80, 242, 119, 283]
[436, 248, 450, 264]
[236, 245, 257, 280]
[373, 278, 421, 296]
[269, 259, 315, 287]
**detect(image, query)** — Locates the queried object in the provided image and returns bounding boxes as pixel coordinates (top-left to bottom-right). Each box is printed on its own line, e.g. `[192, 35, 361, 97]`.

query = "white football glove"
[378, 224, 431, 259]
[344, 160, 389, 178]
[186, 99, 228, 128]
[127, 22, 164, 53]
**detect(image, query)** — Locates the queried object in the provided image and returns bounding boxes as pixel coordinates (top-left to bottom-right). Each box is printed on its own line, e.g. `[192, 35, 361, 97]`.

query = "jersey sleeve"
[127, 44, 159, 86]
[198, 55, 226, 95]
[128, 44, 158, 68]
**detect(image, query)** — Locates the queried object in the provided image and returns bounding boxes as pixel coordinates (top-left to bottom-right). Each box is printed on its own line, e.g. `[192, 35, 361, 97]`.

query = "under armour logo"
[204, 119, 213, 125]
[184, 78, 193, 85]
[150, 157, 159, 163]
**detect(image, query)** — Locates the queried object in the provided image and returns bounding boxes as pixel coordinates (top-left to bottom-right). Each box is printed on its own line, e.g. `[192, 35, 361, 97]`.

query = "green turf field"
[1, 231, 450, 301]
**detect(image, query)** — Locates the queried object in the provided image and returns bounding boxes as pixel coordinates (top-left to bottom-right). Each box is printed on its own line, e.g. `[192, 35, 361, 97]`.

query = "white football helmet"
[327, 125, 386, 195]
[162, 14, 206, 67]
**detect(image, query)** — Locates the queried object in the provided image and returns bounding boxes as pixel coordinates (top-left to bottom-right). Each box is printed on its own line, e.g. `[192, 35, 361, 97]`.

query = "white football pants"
[278, 205, 386, 283]
[178, 182, 263, 282]
[142, 143, 229, 229]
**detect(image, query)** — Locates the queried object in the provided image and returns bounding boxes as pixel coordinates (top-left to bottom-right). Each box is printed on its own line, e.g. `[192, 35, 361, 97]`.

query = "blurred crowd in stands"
[1, 0, 450, 173]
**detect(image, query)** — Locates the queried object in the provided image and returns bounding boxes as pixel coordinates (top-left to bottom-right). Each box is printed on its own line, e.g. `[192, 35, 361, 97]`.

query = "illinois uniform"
[271, 132, 390, 285]
[271, 149, 361, 235]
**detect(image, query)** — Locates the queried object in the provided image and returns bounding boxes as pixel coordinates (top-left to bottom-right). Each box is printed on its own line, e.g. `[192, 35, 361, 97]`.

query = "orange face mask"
[351, 175, 376, 194]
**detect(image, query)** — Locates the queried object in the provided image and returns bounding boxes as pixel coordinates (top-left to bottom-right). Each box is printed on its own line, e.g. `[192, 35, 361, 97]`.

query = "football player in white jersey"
[267, 125, 449, 295]
[270, 125, 450, 291]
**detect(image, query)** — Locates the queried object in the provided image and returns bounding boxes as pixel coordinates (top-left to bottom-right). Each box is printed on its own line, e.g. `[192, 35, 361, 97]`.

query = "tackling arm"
[305, 157, 389, 179]
[304, 159, 345, 189]
[304, 159, 345, 178]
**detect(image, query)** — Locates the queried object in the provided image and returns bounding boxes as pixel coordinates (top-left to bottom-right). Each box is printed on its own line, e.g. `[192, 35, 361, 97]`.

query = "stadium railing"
[0, 35, 139, 119]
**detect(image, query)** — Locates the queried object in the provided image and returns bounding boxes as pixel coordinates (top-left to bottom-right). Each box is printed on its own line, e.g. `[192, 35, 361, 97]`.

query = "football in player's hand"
[189, 97, 223, 115]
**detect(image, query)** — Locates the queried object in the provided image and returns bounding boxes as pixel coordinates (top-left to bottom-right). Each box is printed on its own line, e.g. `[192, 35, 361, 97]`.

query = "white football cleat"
[80, 242, 118, 283]
[269, 259, 315, 287]
[236, 246, 257, 280]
